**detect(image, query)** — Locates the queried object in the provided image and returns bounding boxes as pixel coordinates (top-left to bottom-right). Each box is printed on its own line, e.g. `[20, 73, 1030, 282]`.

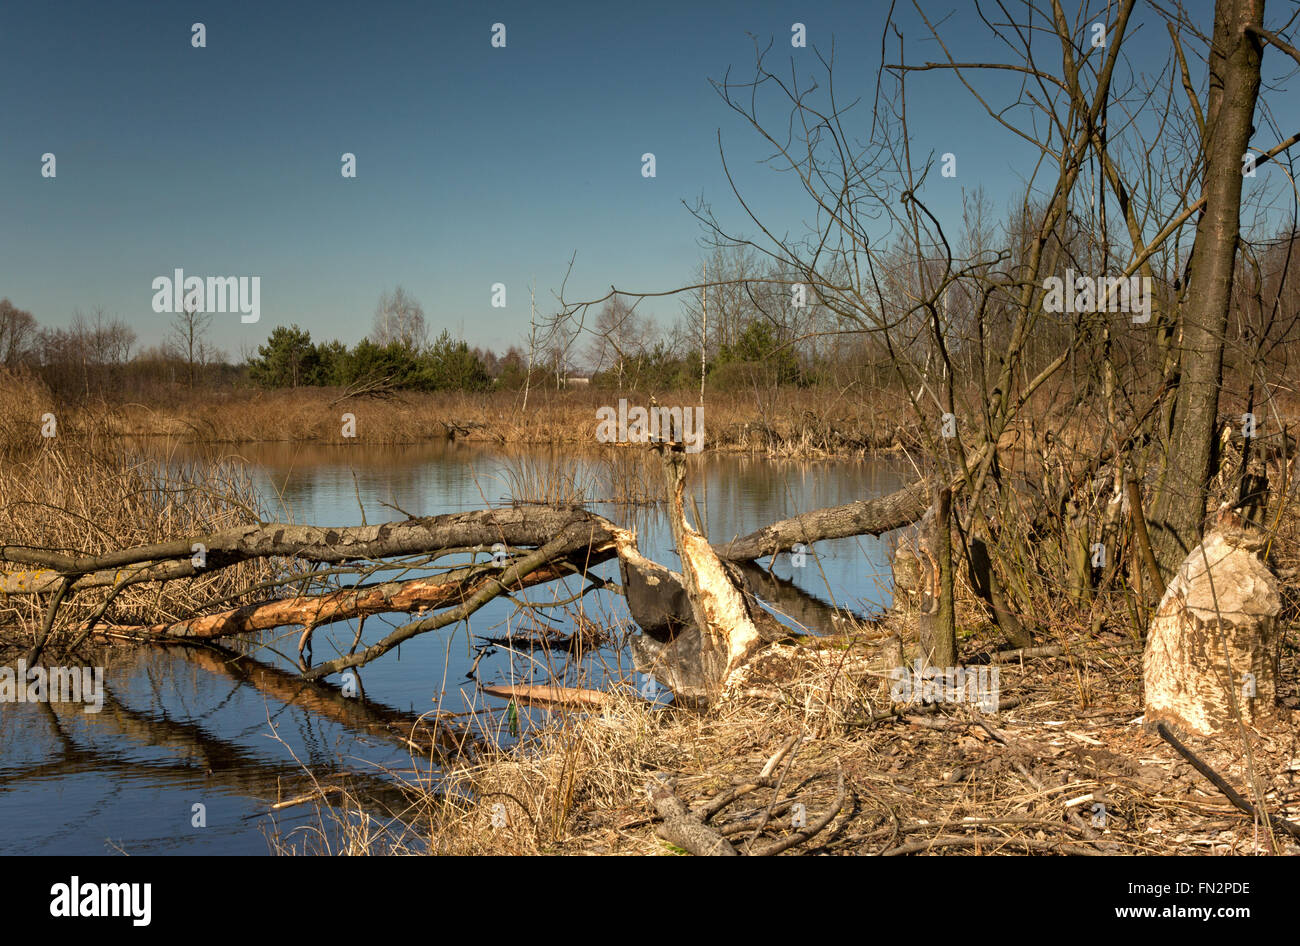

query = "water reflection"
[2, 440, 904, 853]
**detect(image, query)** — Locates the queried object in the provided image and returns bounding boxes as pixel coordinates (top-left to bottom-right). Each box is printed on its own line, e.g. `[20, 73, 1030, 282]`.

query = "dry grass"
[44, 383, 910, 456]
[0, 417, 278, 647]
[0, 367, 57, 460]
[284, 609, 1298, 855]
[7, 366, 1298, 855]
[283, 485, 1300, 857]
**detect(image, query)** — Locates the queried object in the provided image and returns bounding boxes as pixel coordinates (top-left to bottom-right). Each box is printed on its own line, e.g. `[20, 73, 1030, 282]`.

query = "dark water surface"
[0, 441, 904, 854]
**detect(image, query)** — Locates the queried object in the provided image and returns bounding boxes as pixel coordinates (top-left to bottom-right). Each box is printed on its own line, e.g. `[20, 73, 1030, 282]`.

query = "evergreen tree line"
[246, 325, 502, 392]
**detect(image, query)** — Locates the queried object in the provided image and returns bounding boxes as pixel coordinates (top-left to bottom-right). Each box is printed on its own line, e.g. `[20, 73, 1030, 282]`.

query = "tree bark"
[714, 477, 932, 561]
[1, 482, 933, 595]
[1149, 0, 1265, 580]
[918, 487, 957, 668]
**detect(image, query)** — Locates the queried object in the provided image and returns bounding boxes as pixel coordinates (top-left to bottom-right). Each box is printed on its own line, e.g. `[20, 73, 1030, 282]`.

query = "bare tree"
[371, 286, 427, 350]
[165, 302, 213, 389]
[556, 0, 1300, 663]
[1147, 0, 1267, 573]
[584, 295, 646, 384]
[0, 298, 37, 367]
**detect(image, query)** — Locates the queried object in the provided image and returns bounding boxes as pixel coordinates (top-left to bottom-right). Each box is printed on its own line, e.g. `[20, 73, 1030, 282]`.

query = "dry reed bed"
[0, 417, 279, 646]
[73, 385, 913, 456]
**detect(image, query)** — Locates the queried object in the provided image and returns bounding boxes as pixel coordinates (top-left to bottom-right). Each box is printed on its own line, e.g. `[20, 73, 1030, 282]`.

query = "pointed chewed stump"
[1143, 515, 1284, 738]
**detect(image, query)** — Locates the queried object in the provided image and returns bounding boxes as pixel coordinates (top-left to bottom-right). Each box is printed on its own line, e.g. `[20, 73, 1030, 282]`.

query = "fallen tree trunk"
[300, 525, 618, 680]
[713, 477, 933, 561]
[3, 468, 934, 686]
[0, 505, 612, 594]
[1, 480, 932, 596]
[645, 776, 738, 856]
[96, 558, 597, 641]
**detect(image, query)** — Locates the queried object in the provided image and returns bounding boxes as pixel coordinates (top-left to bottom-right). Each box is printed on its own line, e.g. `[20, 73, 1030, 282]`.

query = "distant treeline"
[248, 325, 496, 391]
[0, 279, 857, 400]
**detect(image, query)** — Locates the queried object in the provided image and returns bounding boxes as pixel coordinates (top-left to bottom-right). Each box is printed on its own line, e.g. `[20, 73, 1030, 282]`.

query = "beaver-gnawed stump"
[1143, 513, 1283, 738]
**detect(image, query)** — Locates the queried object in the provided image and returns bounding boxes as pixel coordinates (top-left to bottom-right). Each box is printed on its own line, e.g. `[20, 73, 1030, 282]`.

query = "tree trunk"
[917, 487, 956, 668]
[1149, 0, 1264, 579]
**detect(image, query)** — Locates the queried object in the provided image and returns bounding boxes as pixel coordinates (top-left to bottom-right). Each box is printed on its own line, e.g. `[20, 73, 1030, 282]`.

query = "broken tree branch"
[1155, 721, 1300, 842]
[300, 524, 614, 680]
[645, 776, 739, 856]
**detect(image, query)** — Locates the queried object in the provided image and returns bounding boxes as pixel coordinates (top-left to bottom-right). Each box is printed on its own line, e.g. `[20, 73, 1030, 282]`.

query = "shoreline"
[9, 383, 915, 459]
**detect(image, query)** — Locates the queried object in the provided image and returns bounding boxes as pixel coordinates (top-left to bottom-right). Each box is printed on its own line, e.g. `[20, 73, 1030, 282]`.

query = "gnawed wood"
[480, 683, 610, 709]
[630, 627, 728, 706]
[610, 523, 735, 704]
[1143, 515, 1283, 737]
[627, 571, 808, 706]
[95, 560, 585, 641]
[618, 543, 694, 643]
[659, 448, 763, 692]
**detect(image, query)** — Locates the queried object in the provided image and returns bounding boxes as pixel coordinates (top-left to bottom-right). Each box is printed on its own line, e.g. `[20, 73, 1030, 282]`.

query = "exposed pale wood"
[659, 449, 763, 692]
[1143, 519, 1282, 737]
[479, 683, 610, 709]
[96, 560, 583, 641]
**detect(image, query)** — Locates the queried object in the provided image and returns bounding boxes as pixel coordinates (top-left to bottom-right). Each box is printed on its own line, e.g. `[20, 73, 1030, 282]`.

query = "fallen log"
[479, 683, 610, 709]
[300, 525, 618, 680]
[714, 477, 933, 561]
[0, 505, 611, 594]
[95, 558, 595, 642]
[3, 468, 935, 689]
[0, 480, 934, 595]
[646, 776, 738, 856]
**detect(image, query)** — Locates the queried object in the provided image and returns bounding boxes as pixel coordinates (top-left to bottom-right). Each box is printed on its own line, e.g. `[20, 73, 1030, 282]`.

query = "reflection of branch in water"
[1, 680, 417, 827]
[734, 561, 874, 636]
[186, 642, 479, 758]
[480, 620, 612, 655]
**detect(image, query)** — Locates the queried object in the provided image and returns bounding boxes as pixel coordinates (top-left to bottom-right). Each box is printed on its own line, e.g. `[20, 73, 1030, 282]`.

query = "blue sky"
[1, 1, 1292, 361]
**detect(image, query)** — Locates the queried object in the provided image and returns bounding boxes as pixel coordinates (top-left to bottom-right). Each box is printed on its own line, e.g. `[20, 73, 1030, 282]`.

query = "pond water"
[0, 441, 905, 854]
